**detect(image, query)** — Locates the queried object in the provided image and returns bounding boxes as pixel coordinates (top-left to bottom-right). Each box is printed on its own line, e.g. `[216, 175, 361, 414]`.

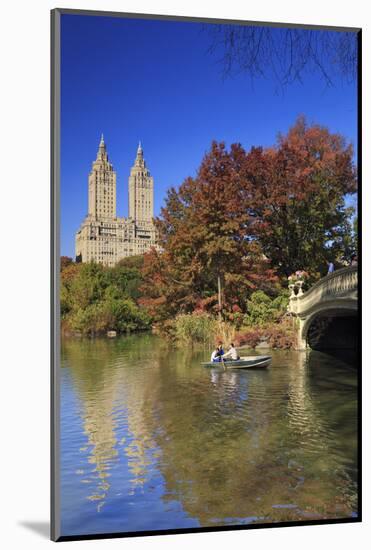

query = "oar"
[221, 354, 226, 369]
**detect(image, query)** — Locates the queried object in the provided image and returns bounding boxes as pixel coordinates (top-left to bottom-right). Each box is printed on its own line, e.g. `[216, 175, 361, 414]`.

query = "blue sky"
[61, 14, 358, 258]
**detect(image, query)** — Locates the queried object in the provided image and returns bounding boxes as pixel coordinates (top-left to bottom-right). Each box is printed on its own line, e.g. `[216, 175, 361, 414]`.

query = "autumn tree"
[141, 142, 277, 321]
[245, 116, 357, 276]
[141, 117, 356, 323]
[60, 256, 73, 271]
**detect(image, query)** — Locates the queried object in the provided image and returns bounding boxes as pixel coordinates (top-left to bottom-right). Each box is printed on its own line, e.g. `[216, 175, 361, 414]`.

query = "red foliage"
[243, 116, 356, 275]
[60, 256, 74, 271]
[235, 328, 264, 349]
[265, 322, 296, 349]
[141, 143, 278, 321]
[235, 320, 296, 350]
[141, 117, 356, 321]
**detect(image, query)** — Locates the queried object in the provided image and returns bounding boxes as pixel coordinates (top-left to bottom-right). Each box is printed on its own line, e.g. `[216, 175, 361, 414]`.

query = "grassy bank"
[153, 290, 295, 349]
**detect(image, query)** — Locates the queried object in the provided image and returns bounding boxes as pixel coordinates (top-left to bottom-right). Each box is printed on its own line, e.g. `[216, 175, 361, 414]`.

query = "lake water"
[60, 334, 358, 536]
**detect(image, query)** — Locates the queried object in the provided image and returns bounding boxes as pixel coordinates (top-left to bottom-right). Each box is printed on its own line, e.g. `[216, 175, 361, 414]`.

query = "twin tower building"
[75, 135, 157, 266]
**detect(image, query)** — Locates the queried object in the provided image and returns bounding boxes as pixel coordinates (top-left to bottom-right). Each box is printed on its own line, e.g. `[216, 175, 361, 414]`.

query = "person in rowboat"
[211, 347, 221, 362]
[223, 343, 240, 361]
[210, 343, 225, 362]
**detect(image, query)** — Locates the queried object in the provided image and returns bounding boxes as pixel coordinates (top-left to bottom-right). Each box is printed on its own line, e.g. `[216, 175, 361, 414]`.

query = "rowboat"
[201, 355, 272, 369]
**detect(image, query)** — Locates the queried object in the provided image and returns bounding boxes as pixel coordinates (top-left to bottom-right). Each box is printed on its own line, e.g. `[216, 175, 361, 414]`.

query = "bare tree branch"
[205, 25, 357, 89]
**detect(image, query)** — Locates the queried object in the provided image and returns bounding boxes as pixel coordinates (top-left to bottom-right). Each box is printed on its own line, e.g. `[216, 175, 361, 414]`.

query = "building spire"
[99, 133, 106, 150]
[96, 133, 108, 162]
[135, 141, 145, 167]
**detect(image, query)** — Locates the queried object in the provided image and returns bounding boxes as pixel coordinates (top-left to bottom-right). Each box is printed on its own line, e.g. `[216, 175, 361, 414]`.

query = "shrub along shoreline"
[60, 256, 295, 348]
[153, 289, 295, 350]
[61, 255, 151, 337]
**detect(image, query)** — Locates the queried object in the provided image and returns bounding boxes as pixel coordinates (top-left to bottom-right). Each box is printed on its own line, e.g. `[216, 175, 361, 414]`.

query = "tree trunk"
[217, 275, 222, 321]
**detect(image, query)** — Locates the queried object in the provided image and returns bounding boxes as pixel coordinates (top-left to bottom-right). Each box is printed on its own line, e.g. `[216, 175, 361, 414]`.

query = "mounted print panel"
[51, 8, 361, 542]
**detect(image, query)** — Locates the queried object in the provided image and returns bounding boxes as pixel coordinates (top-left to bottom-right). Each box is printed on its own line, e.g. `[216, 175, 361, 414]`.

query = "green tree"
[243, 290, 289, 327]
[60, 259, 151, 335]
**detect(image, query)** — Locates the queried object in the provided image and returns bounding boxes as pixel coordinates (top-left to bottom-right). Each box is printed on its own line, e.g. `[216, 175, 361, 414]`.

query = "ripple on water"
[60, 338, 358, 535]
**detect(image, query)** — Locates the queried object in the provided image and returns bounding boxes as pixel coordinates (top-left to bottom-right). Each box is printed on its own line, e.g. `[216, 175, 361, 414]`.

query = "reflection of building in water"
[62, 340, 357, 524]
[123, 407, 159, 491]
[64, 340, 121, 511]
[111, 338, 162, 491]
[63, 337, 162, 511]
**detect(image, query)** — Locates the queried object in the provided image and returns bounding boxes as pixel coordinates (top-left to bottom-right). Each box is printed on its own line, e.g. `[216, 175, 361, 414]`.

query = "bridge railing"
[288, 266, 358, 316]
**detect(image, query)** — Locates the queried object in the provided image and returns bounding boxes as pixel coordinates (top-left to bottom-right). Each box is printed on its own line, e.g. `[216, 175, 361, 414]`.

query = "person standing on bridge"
[327, 260, 335, 275]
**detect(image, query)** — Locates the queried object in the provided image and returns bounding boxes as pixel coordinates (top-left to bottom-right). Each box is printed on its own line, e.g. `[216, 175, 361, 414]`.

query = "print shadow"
[18, 521, 49, 539]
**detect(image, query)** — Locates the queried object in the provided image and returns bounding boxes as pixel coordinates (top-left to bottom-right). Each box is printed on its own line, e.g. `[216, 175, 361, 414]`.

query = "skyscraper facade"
[75, 137, 157, 266]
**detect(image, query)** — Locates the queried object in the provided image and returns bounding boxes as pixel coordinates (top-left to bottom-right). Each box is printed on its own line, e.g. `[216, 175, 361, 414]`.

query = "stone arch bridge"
[288, 266, 358, 351]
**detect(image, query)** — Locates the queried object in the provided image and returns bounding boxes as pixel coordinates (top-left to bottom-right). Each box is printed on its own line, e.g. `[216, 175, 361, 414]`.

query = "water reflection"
[60, 336, 358, 535]
[62, 339, 120, 511]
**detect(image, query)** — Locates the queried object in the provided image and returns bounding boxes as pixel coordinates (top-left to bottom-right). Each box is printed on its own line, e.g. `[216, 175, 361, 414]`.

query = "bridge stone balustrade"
[288, 266, 358, 350]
